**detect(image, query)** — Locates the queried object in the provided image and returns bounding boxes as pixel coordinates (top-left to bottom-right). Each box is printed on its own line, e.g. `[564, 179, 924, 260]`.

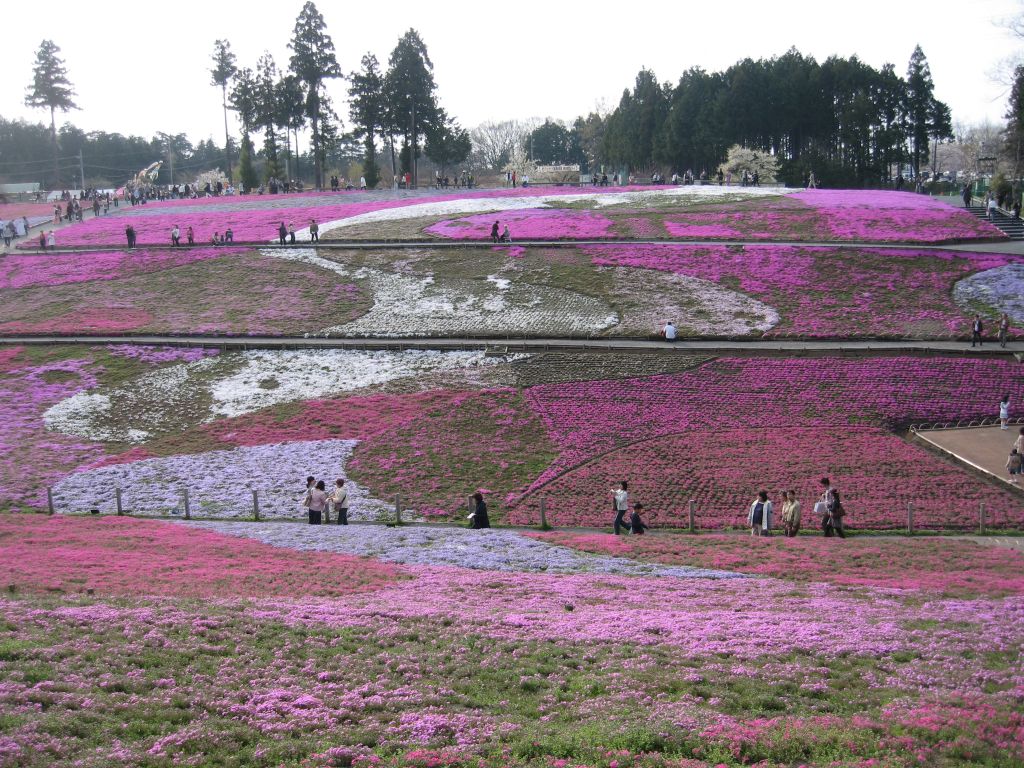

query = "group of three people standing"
[303, 476, 349, 524]
[748, 477, 845, 538]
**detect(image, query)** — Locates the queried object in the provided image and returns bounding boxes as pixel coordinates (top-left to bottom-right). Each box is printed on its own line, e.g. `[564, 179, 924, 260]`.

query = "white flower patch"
[608, 267, 779, 335]
[210, 349, 499, 418]
[263, 248, 618, 337]
[43, 348, 517, 443]
[52, 439, 399, 520]
[291, 186, 792, 240]
[953, 264, 1024, 324]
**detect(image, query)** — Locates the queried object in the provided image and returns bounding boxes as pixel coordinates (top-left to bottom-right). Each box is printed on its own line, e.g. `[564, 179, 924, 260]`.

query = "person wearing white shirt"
[331, 479, 349, 525]
[662, 321, 676, 341]
[611, 481, 629, 534]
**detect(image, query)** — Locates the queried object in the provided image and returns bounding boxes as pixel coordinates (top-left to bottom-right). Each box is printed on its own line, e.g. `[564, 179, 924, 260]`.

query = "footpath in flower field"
[1, 512, 1022, 767]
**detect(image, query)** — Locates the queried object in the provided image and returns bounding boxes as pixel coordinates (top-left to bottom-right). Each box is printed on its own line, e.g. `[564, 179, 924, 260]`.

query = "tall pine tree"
[25, 40, 77, 188]
[209, 40, 237, 181]
[288, 1, 341, 190]
[348, 53, 385, 188]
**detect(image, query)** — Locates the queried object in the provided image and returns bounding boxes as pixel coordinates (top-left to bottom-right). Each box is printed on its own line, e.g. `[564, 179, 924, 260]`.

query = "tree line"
[500, 46, 952, 187]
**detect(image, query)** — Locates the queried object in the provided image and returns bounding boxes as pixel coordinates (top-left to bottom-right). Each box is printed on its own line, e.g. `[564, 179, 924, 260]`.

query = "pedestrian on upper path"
[1007, 448, 1022, 485]
[1001, 395, 1012, 430]
[781, 490, 801, 537]
[748, 490, 772, 536]
[971, 314, 984, 347]
[611, 481, 629, 535]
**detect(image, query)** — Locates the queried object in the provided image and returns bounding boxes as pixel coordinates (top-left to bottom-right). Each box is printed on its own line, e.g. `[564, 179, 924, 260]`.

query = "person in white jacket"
[748, 490, 772, 536]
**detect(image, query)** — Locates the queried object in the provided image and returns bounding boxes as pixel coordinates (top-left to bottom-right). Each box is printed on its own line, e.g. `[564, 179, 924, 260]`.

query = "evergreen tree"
[425, 112, 471, 176]
[229, 68, 260, 191]
[349, 53, 385, 188]
[385, 29, 439, 184]
[905, 45, 937, 178]
[526, 120, 573, 164]
[1004, 65, 1024, 188]
[255, 52, 282, 181]
[276, 74, 306, 183]
[24, 39, 77, 188]
[288, 1, 341, 190]
[209, 39, 237, 180]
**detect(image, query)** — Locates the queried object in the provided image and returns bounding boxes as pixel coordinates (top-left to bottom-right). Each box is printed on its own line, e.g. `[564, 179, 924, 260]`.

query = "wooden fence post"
[252, 489, 260, 521]
[979, 502, 985, 534]
[115, 487, 123, 516]
[688, 500, 696, 533]
[539, 498, 549, 529]
[395, 494, 401, 525]
[46, 487, 55, 515]
[906, 502, 913, 534]
[183, 489, 191, 520]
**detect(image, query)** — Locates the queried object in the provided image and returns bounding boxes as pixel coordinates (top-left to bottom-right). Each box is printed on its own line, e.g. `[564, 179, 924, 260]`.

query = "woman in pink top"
[306, 480, 328, 525]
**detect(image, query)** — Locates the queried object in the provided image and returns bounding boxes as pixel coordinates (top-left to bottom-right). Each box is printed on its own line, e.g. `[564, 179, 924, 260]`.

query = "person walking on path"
[46, 231, 56, 249]
[971, 314, 984, 347]
[611, 481, 630, 534]
[1000, 395, 1011, 430]
[469, 492, 490, 529]
[1007, 448, 1022, 485]
[171, 225, 181, 247]
[288, 224, 296, 244]
[781, 490, 801, 537]
[309, 219, 319, 242]
[331, 479, 349, 525]
[38, 230, 47, 250]
[125, 224, 137, 248]
[305, 479, 328, 525]
[988, 193, 998, 220]
[962, 183, 972, 209]
[278, 222, 287, 245]
[490, 221, 500, 243]
[747, 490, 772, 536]
[999, 313, 1010, 348]
[819, 477, 837, 537]
[186, 226, 194, 246]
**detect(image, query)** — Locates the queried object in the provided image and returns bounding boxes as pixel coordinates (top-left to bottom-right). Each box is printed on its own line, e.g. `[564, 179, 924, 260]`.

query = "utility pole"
[78, 149, 85, 191]
[167, 137, 174, 186]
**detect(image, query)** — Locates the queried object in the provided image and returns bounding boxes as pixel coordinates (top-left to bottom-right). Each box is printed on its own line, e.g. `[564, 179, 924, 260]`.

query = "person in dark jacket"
[629, 502, 648, 534]
[278, 222, 287, 245]
[470, 492, 490, 529]
[971, 314, 984, 347]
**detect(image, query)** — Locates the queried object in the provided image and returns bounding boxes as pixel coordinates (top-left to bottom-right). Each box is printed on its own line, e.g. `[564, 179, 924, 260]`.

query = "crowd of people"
[609, 476, 846, 538]
[435, 171, 475, 189]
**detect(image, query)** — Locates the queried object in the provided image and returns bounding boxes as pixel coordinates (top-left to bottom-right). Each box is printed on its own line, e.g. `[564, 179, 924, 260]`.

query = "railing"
[910, 416, 1024, 433]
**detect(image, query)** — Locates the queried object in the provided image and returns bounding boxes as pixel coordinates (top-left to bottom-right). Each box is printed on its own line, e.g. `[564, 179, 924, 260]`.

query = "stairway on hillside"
[967, 205, 1024, 240]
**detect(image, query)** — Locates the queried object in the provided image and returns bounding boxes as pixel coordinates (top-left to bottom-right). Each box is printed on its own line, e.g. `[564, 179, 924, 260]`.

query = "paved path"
[6, 236, 1023, 255]
[915, 425, 1024, 490]
[0, 333, 1021, 356]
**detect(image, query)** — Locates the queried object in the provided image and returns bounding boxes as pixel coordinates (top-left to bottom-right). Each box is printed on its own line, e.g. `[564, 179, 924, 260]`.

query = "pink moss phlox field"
[250, 563, 1023, 660]
[793, 188, 1006, 242]
[514, 426, 1021, 529]
[425, 209, 616, 240]
[0, 308, 154, 333]
[0, 351, 104, 510]
[510, 356, 1024, 528]
[0, 247, 242, 289]
[42, 186, 654, 246]
[587, 243, 1019, 337]
[0, 515, 402, 598]
[528, 532, 1024, 597]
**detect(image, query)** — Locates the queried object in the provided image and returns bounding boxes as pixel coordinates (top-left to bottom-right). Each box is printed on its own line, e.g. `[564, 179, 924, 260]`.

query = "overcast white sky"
[1, 0, 1022, 144]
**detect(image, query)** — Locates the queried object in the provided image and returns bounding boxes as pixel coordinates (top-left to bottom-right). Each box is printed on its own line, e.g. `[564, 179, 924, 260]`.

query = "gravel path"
[180, 520, 745, 579]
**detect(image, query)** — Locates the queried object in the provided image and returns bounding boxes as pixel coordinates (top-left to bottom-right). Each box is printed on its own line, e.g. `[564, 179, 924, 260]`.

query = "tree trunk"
[310, 89, 322, 191]
[50, 106, 59, 190]
[222, 84, 233, 182]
